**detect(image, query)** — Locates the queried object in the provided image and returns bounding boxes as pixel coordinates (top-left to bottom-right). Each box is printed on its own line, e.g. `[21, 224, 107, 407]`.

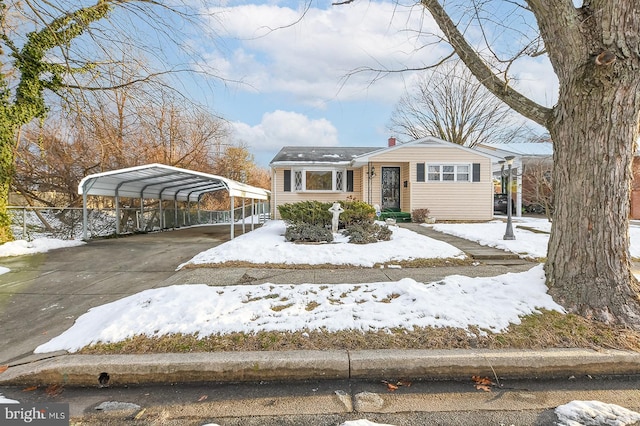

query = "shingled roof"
[270, 146, 380, 165]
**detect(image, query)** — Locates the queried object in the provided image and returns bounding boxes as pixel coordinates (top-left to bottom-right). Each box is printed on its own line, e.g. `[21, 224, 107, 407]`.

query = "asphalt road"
[2, 375, 640, 425]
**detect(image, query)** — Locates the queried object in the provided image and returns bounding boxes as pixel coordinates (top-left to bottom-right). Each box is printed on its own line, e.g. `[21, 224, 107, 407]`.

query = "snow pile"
[35, 265, 562, 353]
[555, 400, 640, 426]
[0, 394, 19, 404]
[179, 220, 465, 268]
[433, 217, 640, 259]
[0, 238, 84, 257]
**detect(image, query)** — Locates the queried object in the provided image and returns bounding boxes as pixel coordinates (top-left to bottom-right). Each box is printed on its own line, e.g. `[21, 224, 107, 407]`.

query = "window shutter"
[283, 169, 291, 192]
[347, 170, 354, 192]
[417, 163, 425, 182]
[472, 163, 481, 182]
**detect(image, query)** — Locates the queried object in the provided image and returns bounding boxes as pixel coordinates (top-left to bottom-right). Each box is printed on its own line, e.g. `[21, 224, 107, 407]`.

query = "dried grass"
[79, 311, 640, 355]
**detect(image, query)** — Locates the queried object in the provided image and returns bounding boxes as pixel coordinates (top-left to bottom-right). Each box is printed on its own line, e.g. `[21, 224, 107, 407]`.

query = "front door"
[381, 167, 401, 210]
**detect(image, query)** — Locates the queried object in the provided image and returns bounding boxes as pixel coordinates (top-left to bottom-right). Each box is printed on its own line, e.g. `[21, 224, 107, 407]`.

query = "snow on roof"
[479, 143, 553, 157]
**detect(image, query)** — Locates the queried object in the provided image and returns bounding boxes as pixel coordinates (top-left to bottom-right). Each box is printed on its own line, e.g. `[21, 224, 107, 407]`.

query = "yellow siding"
[271, 144, 493, 221]
[366, 145, 493, 220]
[270, 167, 363, 219]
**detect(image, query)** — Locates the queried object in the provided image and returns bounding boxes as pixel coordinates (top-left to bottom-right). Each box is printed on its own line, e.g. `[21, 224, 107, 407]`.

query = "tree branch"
[421, 0, 552, 128]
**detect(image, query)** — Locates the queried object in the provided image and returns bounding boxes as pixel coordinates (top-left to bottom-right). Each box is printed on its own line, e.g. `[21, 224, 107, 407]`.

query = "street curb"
[1, 348, 640, 386]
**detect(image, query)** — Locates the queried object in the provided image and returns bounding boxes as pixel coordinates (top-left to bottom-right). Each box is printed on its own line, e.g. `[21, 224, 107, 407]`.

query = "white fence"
[8, 203, 270, 241]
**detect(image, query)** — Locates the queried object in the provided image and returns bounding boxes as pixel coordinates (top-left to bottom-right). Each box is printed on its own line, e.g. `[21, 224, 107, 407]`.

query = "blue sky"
[159, 0, 559, 167]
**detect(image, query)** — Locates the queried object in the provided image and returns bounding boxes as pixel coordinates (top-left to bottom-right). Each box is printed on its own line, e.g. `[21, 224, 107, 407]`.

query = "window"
[290, 168, 352, 192]
[428, 165, 441, 181]
[423, 164, 473, 182]
[294, 170, 303, 191]
[457, 165, 470, 181]
[336, 170, 344, 191]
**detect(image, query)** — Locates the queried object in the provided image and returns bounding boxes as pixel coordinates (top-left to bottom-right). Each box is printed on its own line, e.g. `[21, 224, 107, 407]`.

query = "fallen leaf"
[0, 365, 8, 374]
[476, 384, 492, 392]
[198, 395, 208, 402]
[134, 408, 146, 420]
[22, 385, 38, 392]
[397, 380, 412, 387]
[386, 383, 399, 392]
[472, 376, 495, 386]
[45, 384, 63, 397]
[472, 376, 496, 392]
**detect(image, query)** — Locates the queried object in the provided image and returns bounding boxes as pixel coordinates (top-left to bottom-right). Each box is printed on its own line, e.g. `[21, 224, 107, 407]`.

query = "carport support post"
[230, 195, 235, 239]
[139, 197, 145, 232]
[197, 198, 202, 225]
[251, 199, 255, 230]
[174, 197, 178, 230]
[242, 198, 246, 234]
[82, 191, 88, 241]
[159, 200, 163, 230]
[115, 195, 120, 235]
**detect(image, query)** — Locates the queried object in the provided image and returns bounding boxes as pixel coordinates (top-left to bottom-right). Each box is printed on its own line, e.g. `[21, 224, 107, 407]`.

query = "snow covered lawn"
[179, 220, 465, 268]
[434, 217, 640, 259]
[34, 265, 562, 353]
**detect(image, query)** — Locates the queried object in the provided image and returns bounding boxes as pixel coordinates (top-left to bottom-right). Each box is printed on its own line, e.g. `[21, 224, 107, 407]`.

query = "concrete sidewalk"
[1, 222, 637, 388]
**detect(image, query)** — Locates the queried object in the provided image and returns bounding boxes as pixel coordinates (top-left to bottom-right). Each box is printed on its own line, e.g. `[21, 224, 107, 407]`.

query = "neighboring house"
[475, 142, 554, 216]
[269, 136, 496, 221]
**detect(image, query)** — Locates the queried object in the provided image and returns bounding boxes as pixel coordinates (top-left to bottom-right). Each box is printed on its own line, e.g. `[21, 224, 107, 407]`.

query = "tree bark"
[538, 1, 640, 325]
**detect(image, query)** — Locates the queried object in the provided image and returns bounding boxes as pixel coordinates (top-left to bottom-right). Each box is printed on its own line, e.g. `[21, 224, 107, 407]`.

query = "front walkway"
[399, 223, 525, 263]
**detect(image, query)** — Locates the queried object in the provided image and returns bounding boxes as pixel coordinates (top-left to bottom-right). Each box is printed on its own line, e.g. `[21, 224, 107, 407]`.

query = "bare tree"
[0, 0, 217, 241]
[14, 86, 231, 207]
[389, 62, 534, 146]
[521, 158, 554, 220]
[409, 0, 640, 326]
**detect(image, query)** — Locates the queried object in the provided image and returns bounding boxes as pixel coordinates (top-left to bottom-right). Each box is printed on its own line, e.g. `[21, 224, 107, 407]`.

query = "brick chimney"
[388, 137, 396, 147]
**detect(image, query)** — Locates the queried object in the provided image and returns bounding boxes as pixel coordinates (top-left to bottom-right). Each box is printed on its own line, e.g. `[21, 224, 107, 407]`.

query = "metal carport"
[78, 163, 270, 240]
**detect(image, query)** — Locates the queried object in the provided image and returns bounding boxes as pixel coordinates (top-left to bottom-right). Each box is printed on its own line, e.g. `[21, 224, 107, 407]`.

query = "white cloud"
[231, 110, 339, 152]
[200, 2, 446, 105]
[511, 56, 559, 107]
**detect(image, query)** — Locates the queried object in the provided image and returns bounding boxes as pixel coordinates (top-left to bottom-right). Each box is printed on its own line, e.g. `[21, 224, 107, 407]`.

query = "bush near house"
[278, 200, 376, 228]
[284, 222, 333, 243]
[339, 200, 376, 226]
[343, 222, 392, 244]
[278, 200, 387, 244]
[411, 208, 431, 223]
[278, 201, 332, 228]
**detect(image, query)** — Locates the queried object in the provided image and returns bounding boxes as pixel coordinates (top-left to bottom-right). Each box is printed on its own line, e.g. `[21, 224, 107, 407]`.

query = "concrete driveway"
[0, 225, 239, 365]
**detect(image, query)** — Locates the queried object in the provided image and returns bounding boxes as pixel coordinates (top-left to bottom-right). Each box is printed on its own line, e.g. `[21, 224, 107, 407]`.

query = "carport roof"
[78, 163, 270, 202]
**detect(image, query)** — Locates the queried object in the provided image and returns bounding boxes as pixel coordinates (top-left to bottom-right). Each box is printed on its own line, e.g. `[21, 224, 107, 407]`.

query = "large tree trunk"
[545, 67, 640, 325]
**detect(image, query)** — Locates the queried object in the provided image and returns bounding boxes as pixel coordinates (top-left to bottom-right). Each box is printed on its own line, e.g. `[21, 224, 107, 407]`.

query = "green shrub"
[343, 223, 392, 244]
[411, 208, 431, 223]
[340, 200, 376, 226]
[284, 223, 334, 243]
[278, 201, 332, 227]
[278, 200, 376, 229]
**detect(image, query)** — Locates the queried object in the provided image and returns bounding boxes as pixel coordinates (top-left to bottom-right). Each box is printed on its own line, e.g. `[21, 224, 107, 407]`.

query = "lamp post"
[503, 156, 515, 240]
